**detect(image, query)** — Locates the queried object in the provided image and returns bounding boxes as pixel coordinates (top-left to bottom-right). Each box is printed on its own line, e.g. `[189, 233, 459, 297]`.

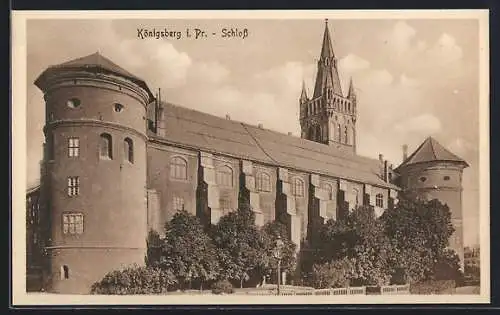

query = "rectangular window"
[68, 137, 80, 157]
[173, 196, 185, 211]
[67, 176, 80, 196]
[62, 213, 84, 235]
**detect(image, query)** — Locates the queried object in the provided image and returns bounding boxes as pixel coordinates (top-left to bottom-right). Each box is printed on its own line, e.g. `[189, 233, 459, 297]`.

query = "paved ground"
[454, 286, 480, 294]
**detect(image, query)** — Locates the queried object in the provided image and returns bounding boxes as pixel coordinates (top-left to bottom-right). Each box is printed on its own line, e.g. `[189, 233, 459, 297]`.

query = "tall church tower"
[300, 19, 357, 154]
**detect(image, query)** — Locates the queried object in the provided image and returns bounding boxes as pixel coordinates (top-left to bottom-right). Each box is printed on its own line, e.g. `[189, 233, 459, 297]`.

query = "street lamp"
[273, 235, 284, 295]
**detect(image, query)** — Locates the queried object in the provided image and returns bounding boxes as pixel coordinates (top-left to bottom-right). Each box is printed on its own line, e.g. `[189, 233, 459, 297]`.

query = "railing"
[240, 284, 406, 296]
[380, 284, 410, 295]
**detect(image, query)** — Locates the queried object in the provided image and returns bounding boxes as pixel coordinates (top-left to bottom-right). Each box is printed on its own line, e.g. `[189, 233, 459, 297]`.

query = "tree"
[158, 210, 220, 290]
[382, 194, 455, 284]
[311, 205, 393, 286]
[145, 229, 162, 267]
[261, 220, 297, 279]
[210, 204, 267, 288]
[311, 257, 353, 289]
[433, 248, 464, 284]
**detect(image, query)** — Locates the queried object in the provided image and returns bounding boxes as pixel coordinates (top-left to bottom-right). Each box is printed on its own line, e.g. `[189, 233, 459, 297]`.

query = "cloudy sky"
[25, 17, 482, 246]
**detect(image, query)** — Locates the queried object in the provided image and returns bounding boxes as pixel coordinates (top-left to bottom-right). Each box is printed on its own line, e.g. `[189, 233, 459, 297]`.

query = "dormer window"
[114, 103, 124, 112]
[67, 98, 81, 109]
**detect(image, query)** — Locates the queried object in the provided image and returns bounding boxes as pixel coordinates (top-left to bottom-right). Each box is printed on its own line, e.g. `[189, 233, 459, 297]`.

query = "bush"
[410, 280, 456, 295]
[90, 265, 177, 295]
[211, 280, 234, 295]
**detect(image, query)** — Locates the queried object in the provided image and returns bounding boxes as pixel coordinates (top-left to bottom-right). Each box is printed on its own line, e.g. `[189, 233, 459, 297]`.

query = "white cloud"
[447, 137, 476, 156]
[339, 54, 370, 73]
[427, 33, 463, 65]
[388, 21, 417, 55]
[400, 74, 420, 88]
[394, 113, 442, 135]
[190, 61, 230, 84]
[366, 69, 394, 86]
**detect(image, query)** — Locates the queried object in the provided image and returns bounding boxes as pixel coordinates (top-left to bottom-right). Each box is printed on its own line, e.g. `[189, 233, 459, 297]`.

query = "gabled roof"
[149, 102, 399, 190]
[35, 52, 154, 101]
[395, 137, 468, 171]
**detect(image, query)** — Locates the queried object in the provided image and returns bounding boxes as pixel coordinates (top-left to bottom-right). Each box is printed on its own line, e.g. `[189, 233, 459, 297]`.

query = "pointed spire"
[347, 77, 356, 99]
[300, 80, 308, 103]
[313, 19, 343, 97]
[320, 19, 335, 59]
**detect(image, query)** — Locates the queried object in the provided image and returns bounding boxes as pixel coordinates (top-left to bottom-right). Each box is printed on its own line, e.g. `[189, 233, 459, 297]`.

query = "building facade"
[26, 21, 468, 294]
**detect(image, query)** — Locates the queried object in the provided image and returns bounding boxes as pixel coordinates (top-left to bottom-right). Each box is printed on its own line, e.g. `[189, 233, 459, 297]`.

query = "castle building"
[26, 20, 467, 294]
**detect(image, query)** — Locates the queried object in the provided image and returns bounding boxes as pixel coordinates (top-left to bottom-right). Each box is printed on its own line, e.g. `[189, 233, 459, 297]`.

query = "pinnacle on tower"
[300, 80, 308, 103]
[347, 77, 356, 99]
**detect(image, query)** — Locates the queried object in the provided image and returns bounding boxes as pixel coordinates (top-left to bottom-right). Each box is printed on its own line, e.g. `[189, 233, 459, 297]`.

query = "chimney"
[287, 132, 293, 136]
[384, 160, 388, 182]
[225, 114, 231, 120]
[379, 154, 384, 163]
[258, 123, 264, 129]
[402, 144, 408, 161]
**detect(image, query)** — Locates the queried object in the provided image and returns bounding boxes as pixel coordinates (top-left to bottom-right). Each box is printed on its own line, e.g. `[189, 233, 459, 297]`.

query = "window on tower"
[170, 156, 188, 180]
[68, 137, 80, 157]
[123, 137, 134, 163]
[62, 212, 84, 235]
[67, 176, 80, 196]
[99, 133, 113, 159]
[66, 98, 81, 109]
[344, 126, 348, 144]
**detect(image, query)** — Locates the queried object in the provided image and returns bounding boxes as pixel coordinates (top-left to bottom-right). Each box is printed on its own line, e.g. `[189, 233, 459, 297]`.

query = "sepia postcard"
[11, 9, 490, 306]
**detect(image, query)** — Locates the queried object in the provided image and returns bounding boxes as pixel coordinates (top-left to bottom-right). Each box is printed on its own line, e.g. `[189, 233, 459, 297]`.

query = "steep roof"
[35, 52, 154, 101]
[313, 20, 343, 97]
[149, 102, 399, 190]
[395, 137, 469, 171]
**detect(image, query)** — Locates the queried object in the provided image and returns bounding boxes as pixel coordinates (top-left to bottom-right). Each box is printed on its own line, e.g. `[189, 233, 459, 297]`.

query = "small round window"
[419, 177, 427, 182]
[114, 103, 124, 112]
[67, 98, 81, 109]
[444, 176, 450, 181]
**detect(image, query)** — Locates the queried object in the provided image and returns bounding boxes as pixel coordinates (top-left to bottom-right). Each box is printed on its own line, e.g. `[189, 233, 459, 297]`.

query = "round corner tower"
[35, 52, 154, 293]
[395, 137, 469, 271]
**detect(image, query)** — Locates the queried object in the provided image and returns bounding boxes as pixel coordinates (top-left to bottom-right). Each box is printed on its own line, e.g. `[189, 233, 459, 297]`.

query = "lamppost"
[273, 235, 284, 295]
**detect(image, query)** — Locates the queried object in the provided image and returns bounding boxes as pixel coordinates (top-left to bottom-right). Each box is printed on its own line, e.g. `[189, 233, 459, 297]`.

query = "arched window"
[337, 124, 341, 142]
[123, 137, 134, 163]
[376, 193, 384, 208]
[216, 165, 233, 187]
[291, 177, 305, 197]
[99, 133, 112, 159]
[170, 157, 188, 180]
[344, 126, 349, 144]
[256, 172, 271, 192]
[61, 265, 69, 280]
[321, 183, 334, 200]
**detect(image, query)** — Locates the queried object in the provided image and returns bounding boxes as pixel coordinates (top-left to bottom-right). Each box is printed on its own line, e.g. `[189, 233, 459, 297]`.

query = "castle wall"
[146, 144, 199, 234]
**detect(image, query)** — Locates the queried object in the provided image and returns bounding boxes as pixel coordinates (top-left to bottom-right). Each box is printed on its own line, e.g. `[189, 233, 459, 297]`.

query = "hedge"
[90, 265, 177, 295]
